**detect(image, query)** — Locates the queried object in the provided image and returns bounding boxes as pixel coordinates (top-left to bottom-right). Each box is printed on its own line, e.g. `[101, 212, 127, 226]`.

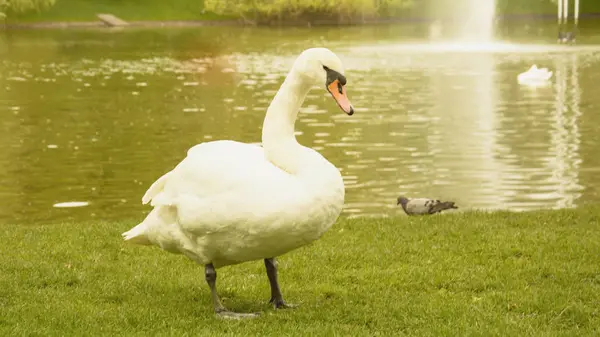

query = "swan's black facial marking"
[323, 65, 354, 115]
[323, 65, 347, 87]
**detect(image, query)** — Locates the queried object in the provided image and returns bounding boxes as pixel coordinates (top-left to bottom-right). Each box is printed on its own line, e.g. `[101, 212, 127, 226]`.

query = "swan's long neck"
[262, 70, 311, 174]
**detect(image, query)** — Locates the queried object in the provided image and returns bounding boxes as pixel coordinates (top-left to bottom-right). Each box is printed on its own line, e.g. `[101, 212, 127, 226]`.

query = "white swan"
[517, 65, 553, 86]
[122, 48, 354, 318]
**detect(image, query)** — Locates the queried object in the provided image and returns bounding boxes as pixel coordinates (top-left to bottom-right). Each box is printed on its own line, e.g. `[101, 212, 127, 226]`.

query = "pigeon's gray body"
[397, 196, 458, 216]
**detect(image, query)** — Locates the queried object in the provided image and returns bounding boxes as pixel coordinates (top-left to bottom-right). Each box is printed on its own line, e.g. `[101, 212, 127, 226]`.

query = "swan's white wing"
[142, 171, 170, 205]
[142, 140, 301, 236]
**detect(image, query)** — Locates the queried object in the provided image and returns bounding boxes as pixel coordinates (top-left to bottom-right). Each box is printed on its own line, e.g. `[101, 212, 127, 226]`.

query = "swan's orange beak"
[327, 79, 354, 115]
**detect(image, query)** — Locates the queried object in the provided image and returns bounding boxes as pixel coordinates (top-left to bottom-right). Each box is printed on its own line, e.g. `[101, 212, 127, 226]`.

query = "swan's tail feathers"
[122, 223, 152, 245]
[142, 172, 171, 205]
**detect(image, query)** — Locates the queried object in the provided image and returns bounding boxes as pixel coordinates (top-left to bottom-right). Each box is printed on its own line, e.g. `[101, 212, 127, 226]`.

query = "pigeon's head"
[397, 196, 409, 206]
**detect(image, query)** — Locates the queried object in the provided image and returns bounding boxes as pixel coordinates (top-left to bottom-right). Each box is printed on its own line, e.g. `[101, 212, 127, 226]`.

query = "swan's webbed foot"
[216, 309, 260, 319]
[269, 297, 298, 309]
[264, 257, 297, 310]
[205, 263, 261, 319]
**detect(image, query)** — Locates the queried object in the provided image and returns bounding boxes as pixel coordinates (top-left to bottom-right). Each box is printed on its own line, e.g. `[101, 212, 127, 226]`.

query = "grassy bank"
[2, 208, 600, 336]
[8, 0, 228, 23]
[7, 0, 600, 25]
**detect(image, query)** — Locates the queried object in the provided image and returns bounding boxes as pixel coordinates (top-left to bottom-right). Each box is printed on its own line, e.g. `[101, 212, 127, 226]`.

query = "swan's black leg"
[264, 258, 297, 309]
[205, 263, 259, 319]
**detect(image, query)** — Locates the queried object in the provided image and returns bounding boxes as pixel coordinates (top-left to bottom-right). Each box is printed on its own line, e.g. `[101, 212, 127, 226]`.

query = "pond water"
[2, 22, 600, 225]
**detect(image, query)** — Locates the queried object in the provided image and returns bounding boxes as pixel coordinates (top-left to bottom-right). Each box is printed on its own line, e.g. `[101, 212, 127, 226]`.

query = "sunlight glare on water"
[350, 42, 600, 55]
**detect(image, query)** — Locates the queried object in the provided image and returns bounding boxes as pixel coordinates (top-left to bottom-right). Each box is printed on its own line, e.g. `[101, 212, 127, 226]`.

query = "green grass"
[9, 0, 228, 23]
[2, 208, 600, 336]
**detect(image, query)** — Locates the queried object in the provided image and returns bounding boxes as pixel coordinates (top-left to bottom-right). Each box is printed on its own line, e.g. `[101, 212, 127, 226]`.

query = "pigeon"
[396, 196, 458, 216]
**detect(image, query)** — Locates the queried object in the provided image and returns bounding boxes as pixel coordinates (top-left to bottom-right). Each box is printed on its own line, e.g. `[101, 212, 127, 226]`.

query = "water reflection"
[425, 44, 502, 209]
[547, 53, 583, 208]
[0, 27, 599, 224]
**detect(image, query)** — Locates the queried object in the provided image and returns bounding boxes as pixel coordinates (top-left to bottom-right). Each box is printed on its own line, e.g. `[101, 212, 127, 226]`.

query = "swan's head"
[293, 47, 354, 115]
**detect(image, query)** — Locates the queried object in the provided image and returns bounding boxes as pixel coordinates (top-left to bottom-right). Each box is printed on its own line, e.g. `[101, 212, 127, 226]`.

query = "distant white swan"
[122, 48, 354, 319]
[518, 65, 553, 86]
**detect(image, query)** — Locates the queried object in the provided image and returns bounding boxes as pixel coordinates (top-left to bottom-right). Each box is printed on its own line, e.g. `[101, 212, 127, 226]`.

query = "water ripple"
[1, 32, 600, 223]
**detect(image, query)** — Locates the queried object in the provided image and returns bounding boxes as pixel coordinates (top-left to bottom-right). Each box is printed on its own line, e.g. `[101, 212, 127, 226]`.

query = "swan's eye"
[323, 65, 330, 71]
